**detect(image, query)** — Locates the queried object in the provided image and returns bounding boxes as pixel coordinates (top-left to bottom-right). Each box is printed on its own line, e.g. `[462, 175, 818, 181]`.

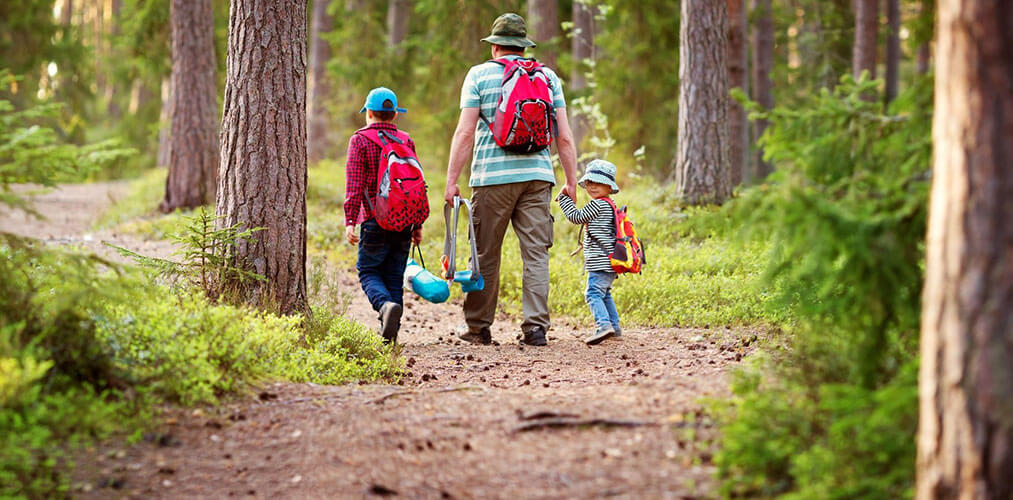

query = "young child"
[556, 159, 622, 345]
[344, 87, 422, 345]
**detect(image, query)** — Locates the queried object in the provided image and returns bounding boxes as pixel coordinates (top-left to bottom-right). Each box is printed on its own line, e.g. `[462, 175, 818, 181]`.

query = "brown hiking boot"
[460, 327, 492, 345]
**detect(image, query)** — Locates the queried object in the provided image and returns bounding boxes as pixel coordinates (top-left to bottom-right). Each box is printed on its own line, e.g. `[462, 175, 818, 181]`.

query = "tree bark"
[726, 0, 748, 186]
[750, 0, 773, 179]
[527, 0, 559, 69]
[106, 0, 123, 119]
[673, 0, 730, 205]
[917, 1, 1013, 498]
[885, 0, 900, 103]
[853, 0, 879, 79]
[570, 0, 595, 155]
[161, 0, 218, 212]
[217, 0, 308, 315]
[387, 0, 410, 51]
[307, 0, 335, 164]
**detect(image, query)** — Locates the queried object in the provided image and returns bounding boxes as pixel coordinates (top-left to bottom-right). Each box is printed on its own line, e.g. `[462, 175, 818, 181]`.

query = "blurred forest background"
[7, 0, 1002, 499]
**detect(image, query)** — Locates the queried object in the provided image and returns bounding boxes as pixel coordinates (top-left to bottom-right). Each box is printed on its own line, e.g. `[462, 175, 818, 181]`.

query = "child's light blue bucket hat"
[578, 159, 620, 193]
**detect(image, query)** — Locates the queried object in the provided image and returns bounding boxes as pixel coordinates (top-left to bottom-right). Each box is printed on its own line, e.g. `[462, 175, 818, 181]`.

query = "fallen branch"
[512, 418, 659, 433]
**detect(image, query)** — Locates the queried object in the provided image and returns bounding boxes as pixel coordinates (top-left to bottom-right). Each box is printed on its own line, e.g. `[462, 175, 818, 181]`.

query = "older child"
[556, 159, 622, 345]
[344, 87, 422, 345]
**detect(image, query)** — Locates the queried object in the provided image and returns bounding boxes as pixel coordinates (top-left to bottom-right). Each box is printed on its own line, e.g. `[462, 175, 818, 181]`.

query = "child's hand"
[345, 226, 359, 245]
[555, 188, 571, 202]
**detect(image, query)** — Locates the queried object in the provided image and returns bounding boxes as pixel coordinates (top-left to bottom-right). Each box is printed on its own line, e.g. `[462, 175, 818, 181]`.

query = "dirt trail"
[2, 182, 753, 499]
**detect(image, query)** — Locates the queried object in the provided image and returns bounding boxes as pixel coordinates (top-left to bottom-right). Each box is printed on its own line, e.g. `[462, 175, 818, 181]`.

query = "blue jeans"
[585, 271, 620, 332]
[357, 219, 412, 311]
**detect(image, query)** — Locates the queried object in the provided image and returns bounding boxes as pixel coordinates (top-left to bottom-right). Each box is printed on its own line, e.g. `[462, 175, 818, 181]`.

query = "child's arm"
[343, 134, 368, 244]
[557, 194, 604, 224]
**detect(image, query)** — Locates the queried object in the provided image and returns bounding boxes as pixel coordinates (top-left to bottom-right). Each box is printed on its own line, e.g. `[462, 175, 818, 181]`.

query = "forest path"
[2, 182, 753, 499]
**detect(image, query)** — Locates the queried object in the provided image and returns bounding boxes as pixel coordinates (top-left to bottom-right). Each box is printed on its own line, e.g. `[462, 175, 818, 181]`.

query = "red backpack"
[355, 127, 430, 232]
[479, 57, 557, 154]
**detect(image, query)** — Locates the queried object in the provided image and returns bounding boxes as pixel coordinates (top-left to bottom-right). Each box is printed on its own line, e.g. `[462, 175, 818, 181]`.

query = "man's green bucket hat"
[480, 13, 536, 48]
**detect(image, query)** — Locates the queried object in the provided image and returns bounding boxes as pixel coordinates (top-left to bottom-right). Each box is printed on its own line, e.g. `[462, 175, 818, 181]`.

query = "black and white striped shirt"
[557, 195, 616, 272]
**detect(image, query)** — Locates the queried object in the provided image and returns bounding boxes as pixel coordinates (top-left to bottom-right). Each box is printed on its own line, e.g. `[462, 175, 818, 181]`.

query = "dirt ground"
[2, 183, 756, 499]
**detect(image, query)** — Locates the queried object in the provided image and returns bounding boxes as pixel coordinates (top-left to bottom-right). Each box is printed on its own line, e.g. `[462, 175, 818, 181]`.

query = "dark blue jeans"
[357, 219, 412, 312]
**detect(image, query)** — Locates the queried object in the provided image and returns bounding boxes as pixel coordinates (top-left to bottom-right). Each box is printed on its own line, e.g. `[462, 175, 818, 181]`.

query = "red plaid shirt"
[343, 123, 416, 226]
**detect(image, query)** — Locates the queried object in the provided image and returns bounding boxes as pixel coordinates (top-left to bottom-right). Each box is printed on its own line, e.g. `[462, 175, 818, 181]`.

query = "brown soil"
[2, 182, 755, 499]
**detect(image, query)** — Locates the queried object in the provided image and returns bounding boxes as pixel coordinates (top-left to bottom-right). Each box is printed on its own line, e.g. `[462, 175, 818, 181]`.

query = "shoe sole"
[381, 303, 402, 344]
[585, 330, 615, 345]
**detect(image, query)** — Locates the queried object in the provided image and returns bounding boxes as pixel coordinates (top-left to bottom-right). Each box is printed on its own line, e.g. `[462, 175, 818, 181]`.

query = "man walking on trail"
[444, 12, 579, 347]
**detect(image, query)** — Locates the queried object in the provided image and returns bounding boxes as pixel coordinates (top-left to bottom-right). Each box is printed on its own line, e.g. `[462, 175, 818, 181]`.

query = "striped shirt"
[460, 55, 566, 187]
[557, 195, 616, 272]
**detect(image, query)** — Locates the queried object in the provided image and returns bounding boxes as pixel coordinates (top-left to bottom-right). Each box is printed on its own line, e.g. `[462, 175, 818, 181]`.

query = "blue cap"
[359, 87, 407, 114]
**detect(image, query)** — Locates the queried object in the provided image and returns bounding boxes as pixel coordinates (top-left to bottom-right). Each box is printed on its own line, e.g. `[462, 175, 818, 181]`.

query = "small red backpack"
[355, 127, 430, 232]
[479, 57, 557, 154]
[602, 198, 645, 274]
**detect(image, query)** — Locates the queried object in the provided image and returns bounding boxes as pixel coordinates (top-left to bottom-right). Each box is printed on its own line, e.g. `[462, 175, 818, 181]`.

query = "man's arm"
[554, 111, 579, 200]
[444, 107, 480, 203]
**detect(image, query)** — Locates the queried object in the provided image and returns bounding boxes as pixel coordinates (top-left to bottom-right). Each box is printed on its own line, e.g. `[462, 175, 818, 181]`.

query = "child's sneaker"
[379, 302, 402, 345]
[585, 326, 615, 345]
[612, 327, 623, 339]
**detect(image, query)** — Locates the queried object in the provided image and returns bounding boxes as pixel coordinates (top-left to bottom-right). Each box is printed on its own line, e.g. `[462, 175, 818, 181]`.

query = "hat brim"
[480, 35, 536, 48]
[578, 174, 620, 194]
[360, 106, 408, 113]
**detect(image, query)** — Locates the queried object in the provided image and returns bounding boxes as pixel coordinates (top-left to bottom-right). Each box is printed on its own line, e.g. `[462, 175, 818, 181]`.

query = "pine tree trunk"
[726, 0, 748, 186]
[885, 0, 900, 103]
[750, 0, 774, 180]
[917, 42, 931, 74]
[307, 0, 334, 164]
[853, 0, 879, 79]
[527, 0, 559, 69]
[674, 0, 731, 205]
[157, 76, 172, 168]
[217, 0, 308, 315]
[161, 0, 218, 212]
[570, 0, 595, 155]
[106, 0, 123, 119]
[387, 0, 410, 51]
[60, 0, 73, 27]
[917, 1, 1013, 498]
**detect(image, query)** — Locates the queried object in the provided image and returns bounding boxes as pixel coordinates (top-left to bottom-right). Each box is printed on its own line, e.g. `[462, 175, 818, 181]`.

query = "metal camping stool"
[440, 195, 484, 293]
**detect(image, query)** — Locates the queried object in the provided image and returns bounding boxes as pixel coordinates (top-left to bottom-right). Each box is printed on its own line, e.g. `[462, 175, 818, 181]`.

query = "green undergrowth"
[1, 240, 399, 497]
[710, 75, 932, 498]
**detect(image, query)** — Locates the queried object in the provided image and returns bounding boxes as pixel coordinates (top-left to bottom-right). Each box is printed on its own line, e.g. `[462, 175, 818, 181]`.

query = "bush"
[712, 74, 932, 498]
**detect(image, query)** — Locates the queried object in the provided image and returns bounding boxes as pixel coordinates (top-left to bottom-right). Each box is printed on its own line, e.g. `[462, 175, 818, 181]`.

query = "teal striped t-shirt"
[459, 55, 566, 187]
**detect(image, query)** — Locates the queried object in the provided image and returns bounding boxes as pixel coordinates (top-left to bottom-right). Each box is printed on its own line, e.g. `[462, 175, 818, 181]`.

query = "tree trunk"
[387, 0, 410, 51]
[527, 0, 559, 69]
[917, 42, 931, 74]
[917, 1, 1013, 498]
[60, 0, 73, 26]
[217, 0, 308, 315]
[726, 0, 748, 186]
[884, 0, 900, 103]
[307, 0, 335, 164]
[161, 0, 218, 212]
[106, 0, 123, 119]
[157, 76, 172, 168]
[673, 0, 730, 205]
[570, 0, 595, 155]
[750, 0, 774, 179]
[853, 0, 879, 79]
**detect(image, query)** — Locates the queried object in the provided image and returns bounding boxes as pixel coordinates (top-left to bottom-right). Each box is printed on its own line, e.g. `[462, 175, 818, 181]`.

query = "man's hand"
[345, 225, 359, 245]
[411, 226, 422, 245]
[444, 183, 460, 204]
[558, 182, 578, 201]
[555, 188, 572, 202]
